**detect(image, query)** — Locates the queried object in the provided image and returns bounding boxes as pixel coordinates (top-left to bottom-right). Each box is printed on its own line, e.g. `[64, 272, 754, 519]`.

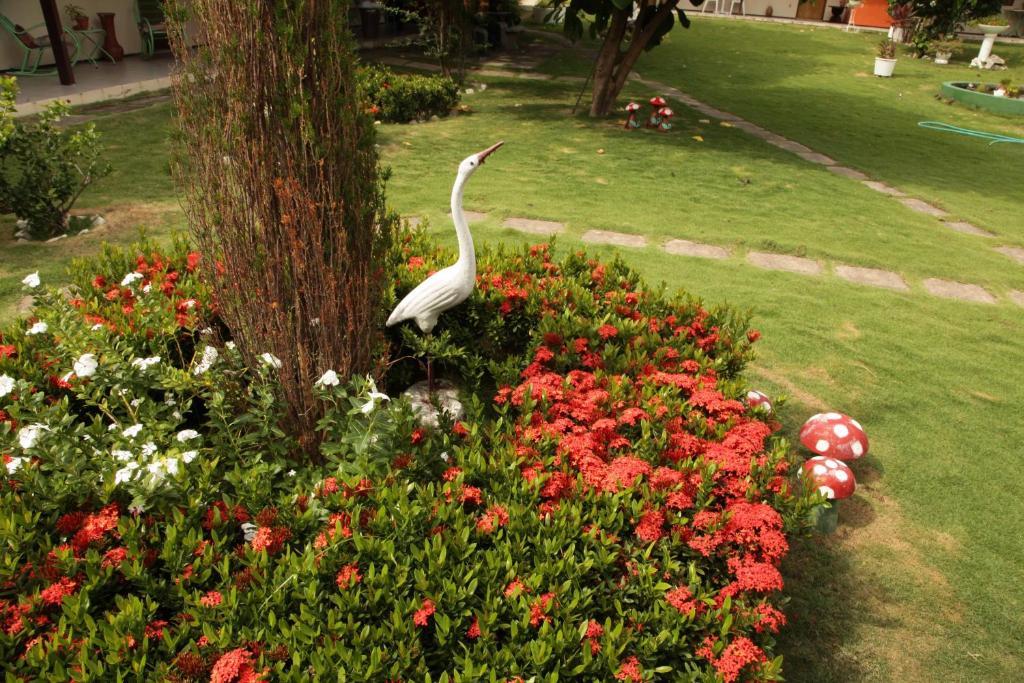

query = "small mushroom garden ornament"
[648, 96, 667, 128]
[802, 456, 856, 533]
[624, 102, 642, 129]
[799, 412, 868, 460]
[745, 390, 772, 413]
[657, 107, 674, 131]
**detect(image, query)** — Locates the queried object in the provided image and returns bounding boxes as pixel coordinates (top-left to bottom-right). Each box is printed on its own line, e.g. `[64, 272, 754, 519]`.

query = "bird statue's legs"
[424, 332, 435, 395]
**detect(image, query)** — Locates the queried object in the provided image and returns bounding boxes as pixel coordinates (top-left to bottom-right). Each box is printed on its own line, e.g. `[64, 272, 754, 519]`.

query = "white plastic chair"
[845, 0, 862, 31]
[727, 0, 744, 15]
[701, 0, 722, 14]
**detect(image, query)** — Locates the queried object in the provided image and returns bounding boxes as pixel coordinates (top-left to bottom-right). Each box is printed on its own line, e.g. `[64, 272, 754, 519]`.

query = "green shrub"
[0, 233, 818, 680]
[0, 80, 110, 239]
[359, 64, 461, 123]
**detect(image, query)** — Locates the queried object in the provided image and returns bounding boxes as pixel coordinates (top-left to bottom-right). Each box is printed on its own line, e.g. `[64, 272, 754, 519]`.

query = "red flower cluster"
[210, 647, 265, 683]
[413, 598, 436, 627]
[336, 564, 362, 590]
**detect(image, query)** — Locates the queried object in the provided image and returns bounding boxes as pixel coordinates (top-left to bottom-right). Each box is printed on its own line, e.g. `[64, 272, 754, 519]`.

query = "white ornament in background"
[402, 379, 465, 429]
[22, 272, 41, 288]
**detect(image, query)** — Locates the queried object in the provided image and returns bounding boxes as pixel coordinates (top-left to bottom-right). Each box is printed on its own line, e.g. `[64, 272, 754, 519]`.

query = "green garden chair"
[134, 0, 169, 58]
[0, 14, 80, 76]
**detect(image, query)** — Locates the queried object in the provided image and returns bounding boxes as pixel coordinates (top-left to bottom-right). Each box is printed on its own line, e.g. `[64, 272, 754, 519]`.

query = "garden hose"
[917, 121, 1024, 145]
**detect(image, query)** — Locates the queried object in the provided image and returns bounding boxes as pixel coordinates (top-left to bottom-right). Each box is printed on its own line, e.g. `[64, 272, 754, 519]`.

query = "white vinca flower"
[193, 346, 218, 376]
[141, 442, 158, 457]
[181, 450, 198, 464]
[120, 272, 144, 287]
[18, 424, 47, 450]
[260, 353, 282, 369]
[112, 449, 134, 462]
[131, 356, 161, 371]
[176, 429, 199, 442]
[114, 462, 140, 484]
[122, 424, 144, 439]
[0, 374, 15, 398]
[146, 456, 180, 482]
[22, 272, 40, 288]
[73, 353, 98, 378]
[360, 377, 391, 415]
[316, 369, 340, 388]
[26, 322, 48, 336]
[6, 456, 25, 475]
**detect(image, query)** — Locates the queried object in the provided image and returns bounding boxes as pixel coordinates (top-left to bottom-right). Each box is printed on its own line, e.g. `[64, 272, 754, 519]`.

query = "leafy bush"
[359, 64, 461, 124]
[0, 232, 818, 680]
[0, 80, 110, 239]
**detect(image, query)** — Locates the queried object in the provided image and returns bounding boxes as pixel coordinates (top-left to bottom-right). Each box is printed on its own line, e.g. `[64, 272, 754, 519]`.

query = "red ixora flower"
[528, 592, 556, 628]
[336, 564, 362, 590]
[615, 656, 643, 681]
[597, 323, 619, 340]
[413, 598, 436, 627]
[200, 590, 223, 608]
[39, 576, 79, 606]
[466, 616, 481, 640]
[210, 647, 265, 683]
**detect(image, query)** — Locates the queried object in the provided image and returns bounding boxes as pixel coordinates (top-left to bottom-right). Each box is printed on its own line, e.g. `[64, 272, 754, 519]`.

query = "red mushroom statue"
[745, 390, 772, 413]
[624, 102, 641, 129]
[799, 412, 868, 460]
[657, 106, 674, 131]
[802, 456, 856, 533]
[648, 96, 667, 128]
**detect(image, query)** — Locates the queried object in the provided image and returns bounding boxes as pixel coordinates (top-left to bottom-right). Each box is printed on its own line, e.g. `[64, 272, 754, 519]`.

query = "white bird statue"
[387, 141, 504, 389]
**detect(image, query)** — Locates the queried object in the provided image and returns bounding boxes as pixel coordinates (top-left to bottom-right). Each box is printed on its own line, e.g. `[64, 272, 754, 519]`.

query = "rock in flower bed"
[0, 232, 817, 681]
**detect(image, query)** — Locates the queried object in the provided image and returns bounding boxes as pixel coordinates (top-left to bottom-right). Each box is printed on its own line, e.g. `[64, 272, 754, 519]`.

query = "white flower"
[176, 429, 199, 442]
[91, 324, 105, 332]
[260, 353, 282, 369]
[359, 377, 391, 415]
[287, 469, 296, 477]
[146, 456, 179, 481]
[5, 456, 24, 474]
[128, 502, 145, 515]
[73, 353, 98, 378]
[225, 341, 236, 351]
[141, 442, 158, 457]
[0, 374, 15, 398]
[131, 356, 161, 371]
[120, 272, 144, 287]
[181, 450, 198, 464]
[241, 522, 258, 542]
[18, 424, 47, 450]
[122, 424, 144, 439]
[130, 398, 143, 408]
[316, 369, 340, 388]
[114, 462, 139, 484]
[26, 322, 48, 336]
[193, 346, 219, 376]
[112, 449, 134, 462]
[22, 272, 40, 288]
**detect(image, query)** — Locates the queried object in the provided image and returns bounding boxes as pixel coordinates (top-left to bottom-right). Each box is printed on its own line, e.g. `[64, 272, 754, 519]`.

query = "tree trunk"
[589, 0, 680, 117]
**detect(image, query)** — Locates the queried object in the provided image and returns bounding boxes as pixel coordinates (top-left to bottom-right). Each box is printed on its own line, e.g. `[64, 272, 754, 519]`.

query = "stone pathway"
[834, 265, 909, 292]
[922, 278, 997, 305]
[502, 217, 564, 235]
[746, 252, 822, 276]
[581, 229, 647, 248]
[663, 239, 730, 260]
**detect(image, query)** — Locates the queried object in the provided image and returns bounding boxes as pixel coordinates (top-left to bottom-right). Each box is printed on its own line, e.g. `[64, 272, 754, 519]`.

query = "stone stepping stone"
[746, 251, 822, 276]
[994, 246, 1024, 265]
[922, 278, 996, 304]
[766, 138, 815, 155]
[797, 151, 837, 165]
[1009, 290, 1024, 308]
[897, 197, 948, 218]
[581, 229, 647, 248]
[502, 217, 565, 235]
[827, 166, 869, 181]
[861, 180, 905, 197]
[834, 265, 909, 291]
[447, 210, 488, 223]
[941, 220, 995, 237]
[663, 239, 730, 260]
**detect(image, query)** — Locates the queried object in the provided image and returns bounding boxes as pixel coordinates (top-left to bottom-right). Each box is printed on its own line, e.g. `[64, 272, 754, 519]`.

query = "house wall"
[1, 0, 195, 72]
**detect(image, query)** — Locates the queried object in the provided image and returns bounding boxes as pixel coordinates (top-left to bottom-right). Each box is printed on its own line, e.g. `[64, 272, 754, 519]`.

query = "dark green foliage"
[359, 65, 461, 124]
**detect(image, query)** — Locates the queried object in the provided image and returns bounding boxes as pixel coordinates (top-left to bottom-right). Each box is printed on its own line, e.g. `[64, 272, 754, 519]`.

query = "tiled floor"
[10, 55, 174, 116]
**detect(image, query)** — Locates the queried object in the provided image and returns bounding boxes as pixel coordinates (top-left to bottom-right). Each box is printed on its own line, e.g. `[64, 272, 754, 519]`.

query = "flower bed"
[0, 232, 816, 681]
[941, 81, 1024, 116]
[358, 65, 461, 124]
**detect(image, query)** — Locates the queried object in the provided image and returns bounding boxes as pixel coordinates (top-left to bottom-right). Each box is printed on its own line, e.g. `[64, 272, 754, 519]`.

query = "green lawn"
[2, 22, 1023, 681]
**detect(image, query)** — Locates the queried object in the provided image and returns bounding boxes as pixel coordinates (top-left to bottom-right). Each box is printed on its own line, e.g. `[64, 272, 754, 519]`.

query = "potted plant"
[931, 37, 961, 65]
[874, 39, 897, 77]
[970, 12, 1010, 35]
[64, 4, 89, 30]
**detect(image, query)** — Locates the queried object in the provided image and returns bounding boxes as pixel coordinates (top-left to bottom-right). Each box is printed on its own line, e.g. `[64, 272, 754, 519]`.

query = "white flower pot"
[934, 51, 951, 65]
[874, 57, 897, 77]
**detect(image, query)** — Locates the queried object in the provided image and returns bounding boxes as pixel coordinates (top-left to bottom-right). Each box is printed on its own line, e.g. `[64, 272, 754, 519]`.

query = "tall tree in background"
[551, 0, 694, 117]
[167, 0, 396, 456]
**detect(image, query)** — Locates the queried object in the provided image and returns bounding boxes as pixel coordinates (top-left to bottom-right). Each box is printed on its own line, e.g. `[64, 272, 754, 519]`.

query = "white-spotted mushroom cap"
[799, 412, 868, 460]
[746, 390, 772, 413]
[626, 102, 641, 112]
[649, 96, 667, 107]
[802, 455, 856, 500]
[657, 107, 674, 118]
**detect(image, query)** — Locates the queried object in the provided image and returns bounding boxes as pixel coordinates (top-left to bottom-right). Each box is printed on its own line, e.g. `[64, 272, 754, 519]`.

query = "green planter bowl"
[941, 81, 1024, 116]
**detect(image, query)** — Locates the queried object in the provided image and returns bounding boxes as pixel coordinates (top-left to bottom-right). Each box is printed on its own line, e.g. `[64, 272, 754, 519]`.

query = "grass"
[3, 21, 1024, 681]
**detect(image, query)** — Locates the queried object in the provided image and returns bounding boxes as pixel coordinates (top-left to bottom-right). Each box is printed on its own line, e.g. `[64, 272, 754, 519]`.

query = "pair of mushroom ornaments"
[747, 391, 869, 529]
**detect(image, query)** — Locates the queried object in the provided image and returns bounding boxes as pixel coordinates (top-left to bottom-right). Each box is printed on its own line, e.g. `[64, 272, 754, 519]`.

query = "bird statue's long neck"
[451, 171, 475, 275]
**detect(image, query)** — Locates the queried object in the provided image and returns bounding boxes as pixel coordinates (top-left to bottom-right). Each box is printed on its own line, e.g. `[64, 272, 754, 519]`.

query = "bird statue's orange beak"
[476, 141, 504, 164]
